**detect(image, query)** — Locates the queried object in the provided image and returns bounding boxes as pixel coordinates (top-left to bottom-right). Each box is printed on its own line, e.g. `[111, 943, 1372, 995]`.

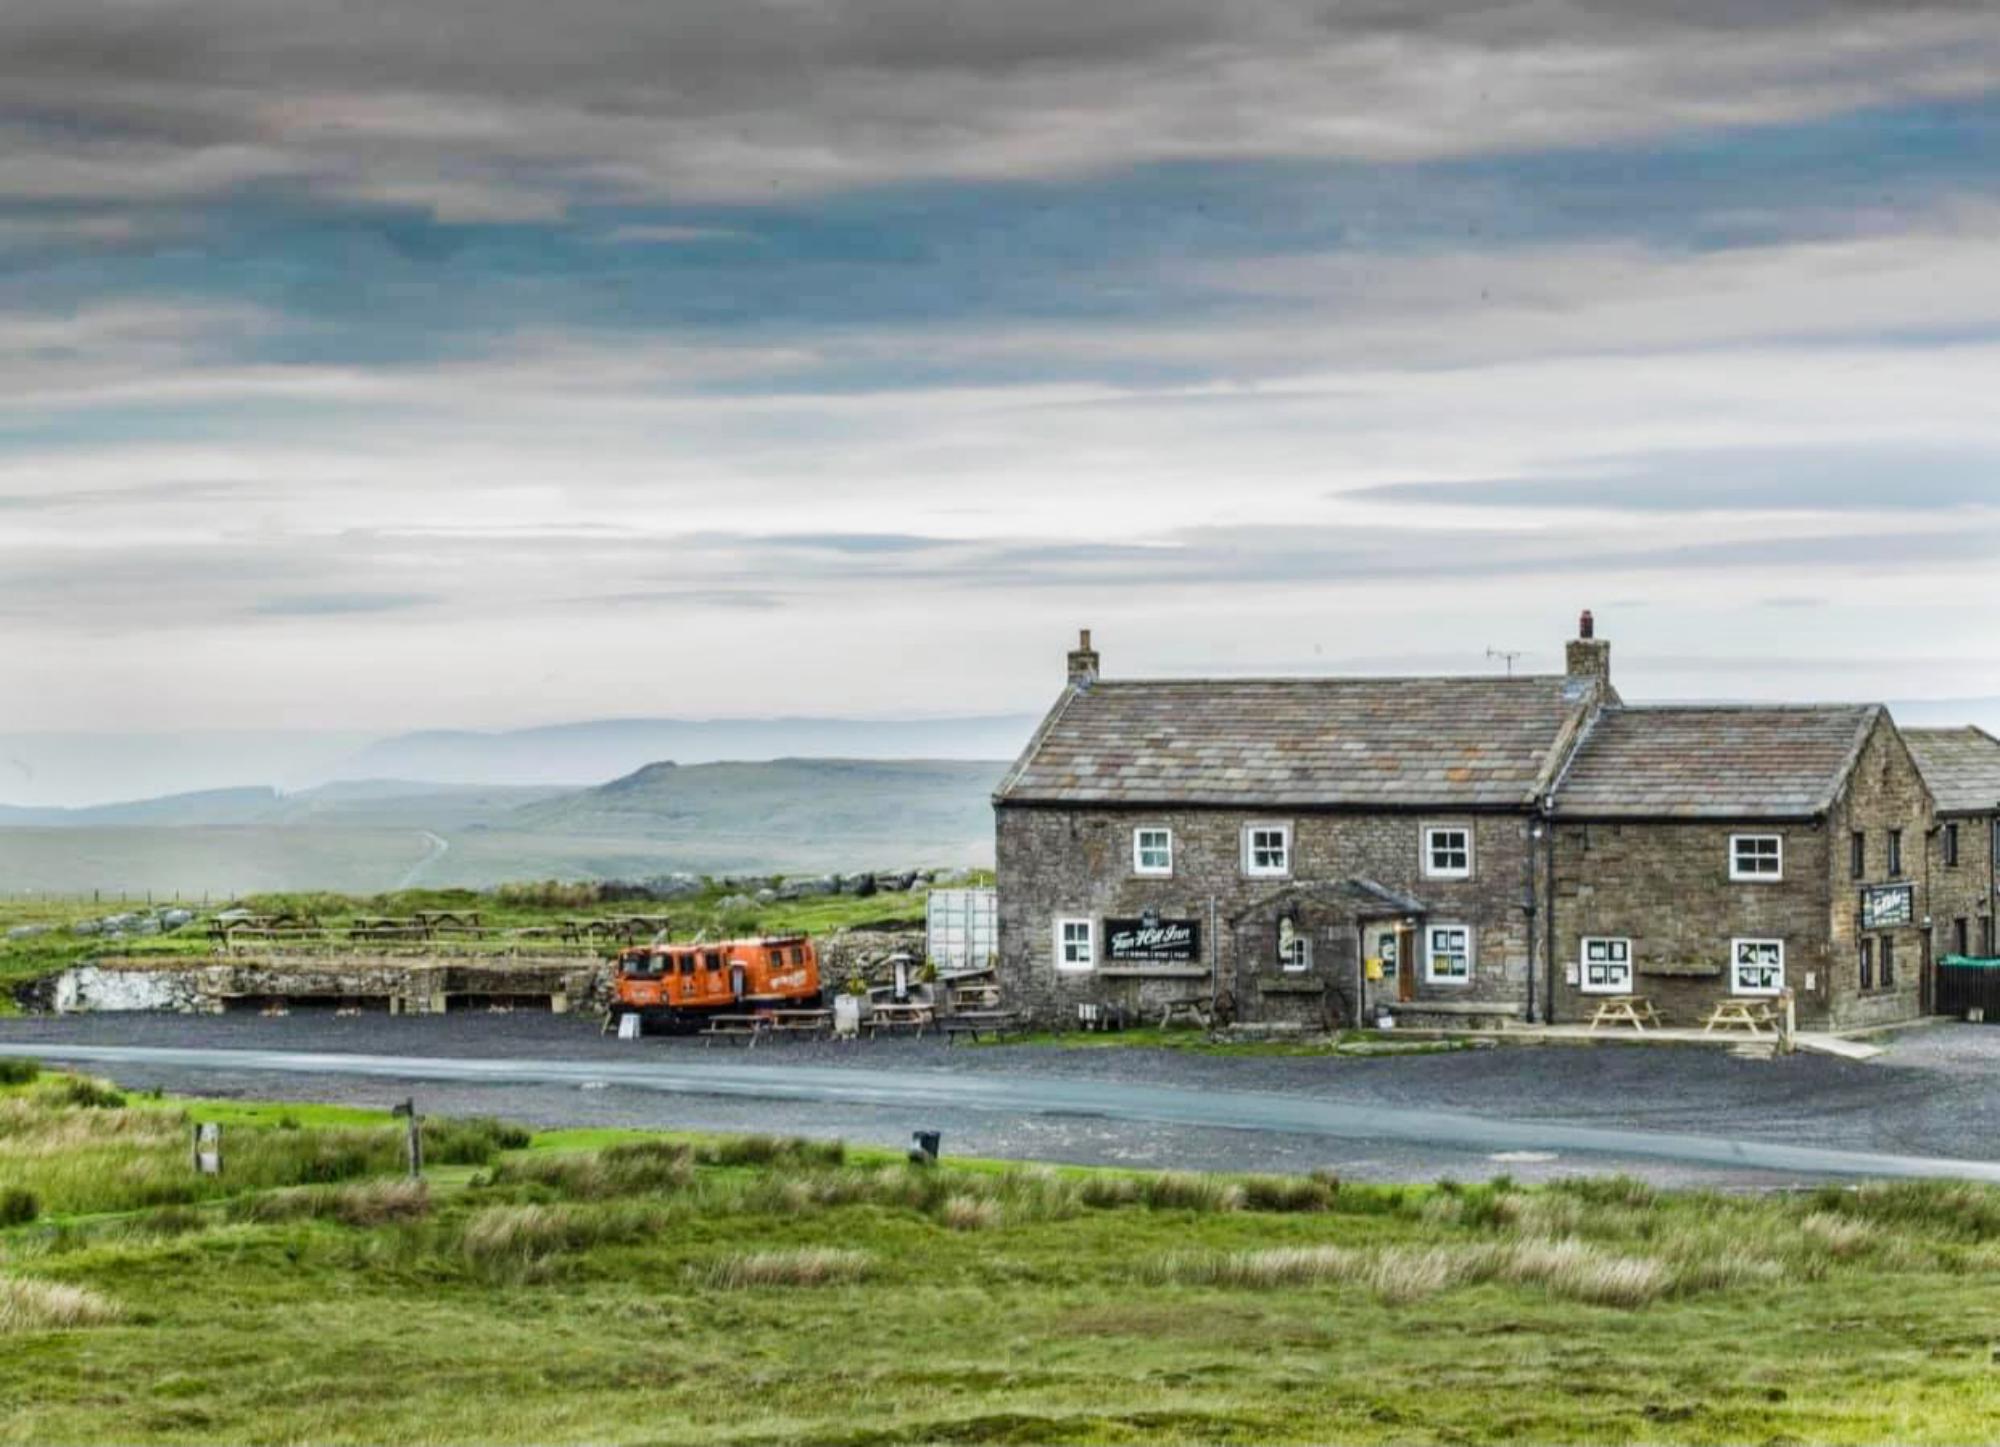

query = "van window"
[677, 955, 695, 977]
[704, 952, 722, 971]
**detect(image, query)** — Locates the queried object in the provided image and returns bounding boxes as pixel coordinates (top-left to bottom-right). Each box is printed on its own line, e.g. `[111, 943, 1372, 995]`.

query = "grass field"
[3, 1063, 2000, 1443]
[0, 880, 962, 1006]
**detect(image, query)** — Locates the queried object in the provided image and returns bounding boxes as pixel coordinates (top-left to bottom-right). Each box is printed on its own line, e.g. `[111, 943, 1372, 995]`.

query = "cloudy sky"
[4, 0, 1998, 738]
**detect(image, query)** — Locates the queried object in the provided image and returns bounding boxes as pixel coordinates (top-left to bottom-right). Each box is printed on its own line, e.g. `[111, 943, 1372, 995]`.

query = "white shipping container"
[927, 888, 997, 972]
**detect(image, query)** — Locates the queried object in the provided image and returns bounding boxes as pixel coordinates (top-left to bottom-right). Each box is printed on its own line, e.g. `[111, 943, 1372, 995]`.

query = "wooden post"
[1778, 989, 1797, 1055]
[393, 1098, 423, 1178]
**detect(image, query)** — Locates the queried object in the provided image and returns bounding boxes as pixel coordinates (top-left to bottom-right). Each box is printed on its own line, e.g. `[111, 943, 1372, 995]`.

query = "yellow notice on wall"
[1364, 957, 1384, 981]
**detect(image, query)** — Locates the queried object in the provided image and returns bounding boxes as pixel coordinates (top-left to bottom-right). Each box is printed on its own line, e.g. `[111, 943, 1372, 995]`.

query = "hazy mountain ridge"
[0, 758, 1006, 894]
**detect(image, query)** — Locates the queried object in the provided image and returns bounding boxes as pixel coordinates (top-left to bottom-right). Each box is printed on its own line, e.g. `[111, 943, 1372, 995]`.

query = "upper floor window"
[1729, 834, 1783, 882]
[1850, 831, 1865, 879]
[1944, 822, 1960, 869]
[1243, 823, 1291, 878]
[1887, 829, 1904, 877]
[1426, 924, 1473, 985]
[1054, 918, 1094, 972]
[1423, 825, 1472, 880]
[1133, 827, 1173, 876]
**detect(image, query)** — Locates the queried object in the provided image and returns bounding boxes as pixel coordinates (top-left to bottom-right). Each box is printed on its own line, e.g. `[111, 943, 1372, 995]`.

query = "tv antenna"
[1485, 646, 1524, 677]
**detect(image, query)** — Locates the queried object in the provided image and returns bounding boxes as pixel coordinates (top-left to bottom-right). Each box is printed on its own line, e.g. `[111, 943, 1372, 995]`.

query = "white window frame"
[1425, 924, 1473, 986]
[1422, 824, 1473, 880]
[1054, 918, 1094, 972]
[1730, 937, 1784, 997]
[1242, 822, 1292, 878]
[1132, 827, 1173, 877]
[1729, 833, 1783, 882]
[1579, 936, 1633, 996]
[1280, 934, 1312, 973]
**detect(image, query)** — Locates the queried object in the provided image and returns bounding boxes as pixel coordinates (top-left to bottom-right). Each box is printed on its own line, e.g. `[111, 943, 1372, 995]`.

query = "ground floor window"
[1280, 933, 1312, 972]
[1880, 934, 1895, 988]
[1731, 938, 1784, 996]
[1054, 918, 1094, 972]
[1859, 938, 1873, 990]
[1426, 925, 1472, 984]
[1580, 937, 1632, 995]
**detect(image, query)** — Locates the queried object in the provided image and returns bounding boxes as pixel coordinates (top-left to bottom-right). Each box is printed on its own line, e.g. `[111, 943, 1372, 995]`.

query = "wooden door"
[1396, 923, 1417, 1003]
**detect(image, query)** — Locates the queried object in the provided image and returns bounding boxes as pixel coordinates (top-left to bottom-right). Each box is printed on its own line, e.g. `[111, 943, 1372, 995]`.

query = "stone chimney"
[1067, 628, 1100, 688]
[1565, 609, 1610, 688]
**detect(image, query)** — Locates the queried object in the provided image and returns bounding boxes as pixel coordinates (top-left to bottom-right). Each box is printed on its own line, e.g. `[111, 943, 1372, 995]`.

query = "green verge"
[3, 1064, 2000, 1444]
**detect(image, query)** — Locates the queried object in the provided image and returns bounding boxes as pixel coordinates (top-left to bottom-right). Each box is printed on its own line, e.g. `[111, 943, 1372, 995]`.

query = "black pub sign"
[1103, 917, 1201, 964]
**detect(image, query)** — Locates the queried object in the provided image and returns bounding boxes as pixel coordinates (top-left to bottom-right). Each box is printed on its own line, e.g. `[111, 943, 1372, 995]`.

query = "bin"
[1935, 956, 2000, 1020]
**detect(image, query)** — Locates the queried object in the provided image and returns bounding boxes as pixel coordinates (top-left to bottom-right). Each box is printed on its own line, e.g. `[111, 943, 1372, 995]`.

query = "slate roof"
[1903, 726, 2000, 814]
[1549, 705, 1880, 819]
[995, 675, 1593, 808]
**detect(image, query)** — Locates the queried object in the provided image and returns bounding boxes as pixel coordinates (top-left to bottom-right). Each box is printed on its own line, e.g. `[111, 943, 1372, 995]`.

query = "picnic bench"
[947, 981, 1003, 1011]
[767, 1008, 834, 1040]
[1077, 1001, 1127, 1032]
[942, 1010, 1022, 1045]
[700, 1013, 772, 1047]
[1158, 996, 1212, 1029]
[1702, 999, 1777, 1034]
[868, 1002, 934, 1038]
[1586, 995, 1662, 1031]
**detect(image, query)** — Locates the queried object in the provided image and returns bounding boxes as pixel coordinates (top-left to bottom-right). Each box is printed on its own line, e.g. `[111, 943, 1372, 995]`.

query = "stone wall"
[1548, 716, 1931, 1030]
[1824, 717, 1933, 1028]
[1929, 812, 1997, 963]
[1548, 819, 1832, 1027]
[996, 804, 1540, 1027]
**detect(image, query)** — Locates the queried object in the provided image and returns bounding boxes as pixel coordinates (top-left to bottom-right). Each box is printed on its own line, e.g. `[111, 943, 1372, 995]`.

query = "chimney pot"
[1565, 610, 1610, 689]
[1578, 609, 1594, 640]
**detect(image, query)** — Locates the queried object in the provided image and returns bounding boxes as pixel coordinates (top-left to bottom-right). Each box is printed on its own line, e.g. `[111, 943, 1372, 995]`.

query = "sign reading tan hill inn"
[1103, 918, 1201, 965]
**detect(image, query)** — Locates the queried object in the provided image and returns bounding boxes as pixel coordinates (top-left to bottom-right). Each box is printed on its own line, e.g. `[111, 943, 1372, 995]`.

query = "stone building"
[1544, 704, 1933, 1030]
[994, 616, 1943, 1032]
[992, 625, 1612, 1029]
[1904, 727, 2000, 963]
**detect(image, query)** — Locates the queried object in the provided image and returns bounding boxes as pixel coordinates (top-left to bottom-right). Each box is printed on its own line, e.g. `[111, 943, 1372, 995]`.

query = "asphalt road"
[4, 1012, 2000, 1187]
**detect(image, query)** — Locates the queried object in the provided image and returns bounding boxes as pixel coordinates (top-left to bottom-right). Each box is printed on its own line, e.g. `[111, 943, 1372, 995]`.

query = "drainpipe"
[1207, 895, 1219, 1019]
[1523, 818, 1539, 1024]
[1542, 812, 1559, 1025]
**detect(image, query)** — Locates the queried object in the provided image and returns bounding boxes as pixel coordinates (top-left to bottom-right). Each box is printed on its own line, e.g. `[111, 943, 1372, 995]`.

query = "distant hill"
[513, 757, 1006, 848]
[0, 758, 1005, 894]
[332, 716, 1037, 787]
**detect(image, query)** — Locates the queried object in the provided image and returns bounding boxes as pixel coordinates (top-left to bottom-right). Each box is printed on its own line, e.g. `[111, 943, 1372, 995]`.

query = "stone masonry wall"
[1548, 718, 1931, 1030]
[1929, 811, 1997, 963]
[1549, 819, 1832, 1027]
[996, 804, 1539, 1028]
[1823, 717, 1933, 1028]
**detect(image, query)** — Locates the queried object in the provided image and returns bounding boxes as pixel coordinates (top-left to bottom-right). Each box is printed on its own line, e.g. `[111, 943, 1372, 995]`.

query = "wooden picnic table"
[767, 1008, 834, 1040]
[942, 1010, 1021, 1045]
[868, 1002, 934, 1039]
[1159, 996, 1211, 1029]
[1587, 995, 1662, 1031]
[701, 1013, 772, 1048]
[948, 982, 1003, 1010]
[1703, 999, 1777, 1034]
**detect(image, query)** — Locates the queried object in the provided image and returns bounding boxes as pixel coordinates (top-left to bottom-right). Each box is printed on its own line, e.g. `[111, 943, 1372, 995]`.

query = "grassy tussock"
[941, 1194, 1002, 1231]
[489, 1141, 694, 1199]
[693, 1135, 845, 1169]
[694, 1248, 870, 1289]
[1805, 1180, 2000, 1240]
[233, 1178, 430, 1227]
[1153, 1236, 1678, 1308]
[0, 1060, 39, 1087]
[459, 1201, 669, 1266]
[0, 1276, 120, 1332]
[1079, 1172, 1244, 1213]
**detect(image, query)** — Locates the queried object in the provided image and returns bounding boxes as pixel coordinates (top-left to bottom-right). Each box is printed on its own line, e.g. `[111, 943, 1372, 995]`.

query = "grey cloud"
[0, 0, 1992, 215]
[251, 592, 440, 617]
[1345, 449, 2000, 514]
